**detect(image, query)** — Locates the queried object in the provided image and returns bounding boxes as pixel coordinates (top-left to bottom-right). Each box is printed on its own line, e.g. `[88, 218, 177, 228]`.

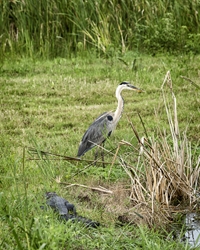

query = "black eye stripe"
[120, 81, 129, 85]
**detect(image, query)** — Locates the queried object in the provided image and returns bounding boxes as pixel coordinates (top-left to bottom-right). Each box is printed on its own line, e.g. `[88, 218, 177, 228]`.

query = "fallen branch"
[27, 147, 119, 165]
[59, 182, 113, 194]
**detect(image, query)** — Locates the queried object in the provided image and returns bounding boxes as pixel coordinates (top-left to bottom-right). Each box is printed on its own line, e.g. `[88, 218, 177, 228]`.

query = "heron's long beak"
[128, 84, 143, 92]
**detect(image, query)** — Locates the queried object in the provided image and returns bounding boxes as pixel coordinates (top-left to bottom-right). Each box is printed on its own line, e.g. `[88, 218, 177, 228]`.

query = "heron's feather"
[77, 111, 114, 157]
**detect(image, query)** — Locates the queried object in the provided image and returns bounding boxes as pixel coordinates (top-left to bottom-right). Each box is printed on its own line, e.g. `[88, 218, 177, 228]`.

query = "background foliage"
[0, 0, 200, 59]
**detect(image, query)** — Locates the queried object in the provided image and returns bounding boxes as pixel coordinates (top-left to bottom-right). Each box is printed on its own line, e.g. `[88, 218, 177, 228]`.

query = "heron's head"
[119, 81, 142, 92]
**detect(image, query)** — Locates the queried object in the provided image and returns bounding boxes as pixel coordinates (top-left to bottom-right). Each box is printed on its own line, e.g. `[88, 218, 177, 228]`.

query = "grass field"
[0, 52, 199, 249]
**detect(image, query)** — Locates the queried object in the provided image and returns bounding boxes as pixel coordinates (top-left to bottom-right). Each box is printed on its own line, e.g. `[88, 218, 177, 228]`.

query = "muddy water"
[183, 213, 200, 247]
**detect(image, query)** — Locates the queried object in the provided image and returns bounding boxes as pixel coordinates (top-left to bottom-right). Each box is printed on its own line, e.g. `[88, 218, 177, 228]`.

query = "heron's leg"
[94, 146, 99, 166]
[101, 142, 105, 168]
[94, 143, 105, 167]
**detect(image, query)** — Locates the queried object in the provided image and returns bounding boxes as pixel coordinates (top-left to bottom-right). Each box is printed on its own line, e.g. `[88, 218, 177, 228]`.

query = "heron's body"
[77, 82, 141, 157]
[77, 111, 114, 157]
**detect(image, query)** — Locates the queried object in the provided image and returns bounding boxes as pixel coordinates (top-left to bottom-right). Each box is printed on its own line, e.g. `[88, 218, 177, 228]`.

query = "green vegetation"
[0, 53, 199, 249]
[0, 0, 200, 249]
[0, 0, 200, 59]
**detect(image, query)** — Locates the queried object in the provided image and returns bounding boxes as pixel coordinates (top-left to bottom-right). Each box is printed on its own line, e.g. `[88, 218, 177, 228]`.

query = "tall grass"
[0, 0, 199, 59]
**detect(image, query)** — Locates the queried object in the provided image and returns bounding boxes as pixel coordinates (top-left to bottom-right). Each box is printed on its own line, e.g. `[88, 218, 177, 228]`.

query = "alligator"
[45, 192, 100, 228]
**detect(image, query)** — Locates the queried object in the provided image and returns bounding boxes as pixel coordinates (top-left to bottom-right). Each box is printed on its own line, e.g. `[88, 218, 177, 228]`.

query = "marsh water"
[182, 212, 200, 247]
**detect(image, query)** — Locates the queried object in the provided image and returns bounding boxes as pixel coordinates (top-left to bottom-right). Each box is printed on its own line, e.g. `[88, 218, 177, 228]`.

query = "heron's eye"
[107, 115, 113, 121]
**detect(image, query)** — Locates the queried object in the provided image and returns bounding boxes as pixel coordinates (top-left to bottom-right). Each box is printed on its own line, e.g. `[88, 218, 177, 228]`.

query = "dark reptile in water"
[45, 192, 100, 228]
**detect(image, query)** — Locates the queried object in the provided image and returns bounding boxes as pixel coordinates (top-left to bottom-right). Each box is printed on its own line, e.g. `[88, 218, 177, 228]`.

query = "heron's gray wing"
[77, 112, 114, 157]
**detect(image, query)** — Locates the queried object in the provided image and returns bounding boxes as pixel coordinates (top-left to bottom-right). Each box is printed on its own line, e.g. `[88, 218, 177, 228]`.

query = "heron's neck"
[114, 89, 124, 124]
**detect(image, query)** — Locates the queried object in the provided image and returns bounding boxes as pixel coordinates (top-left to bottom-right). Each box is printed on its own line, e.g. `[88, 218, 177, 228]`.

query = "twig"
[137, 112, 149, 142]
[118, 57, 129, 66]
[60, 182, 113, 194]
[180, 75, 200, 90]
[161, 70, 172, 90]
[27, 147, 119, 165]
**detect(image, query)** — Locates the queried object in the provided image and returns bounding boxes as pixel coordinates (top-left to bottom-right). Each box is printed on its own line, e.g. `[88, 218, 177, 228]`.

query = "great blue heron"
[77, 81, 142, 158]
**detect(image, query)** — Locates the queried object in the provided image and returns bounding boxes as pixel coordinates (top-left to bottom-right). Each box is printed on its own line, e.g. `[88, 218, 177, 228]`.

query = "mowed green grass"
[0, 53, 199, 249]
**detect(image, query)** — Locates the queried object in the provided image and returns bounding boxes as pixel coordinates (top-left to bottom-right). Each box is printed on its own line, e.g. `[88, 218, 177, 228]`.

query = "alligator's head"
[45, 192, 57, 199]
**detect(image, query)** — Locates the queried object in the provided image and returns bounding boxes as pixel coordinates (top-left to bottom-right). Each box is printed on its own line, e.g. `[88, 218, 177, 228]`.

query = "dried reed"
[117, 71, 200, 227]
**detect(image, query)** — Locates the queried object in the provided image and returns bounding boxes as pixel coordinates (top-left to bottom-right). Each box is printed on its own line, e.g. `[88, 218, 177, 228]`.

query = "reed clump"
[114, 71, 200, 227]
